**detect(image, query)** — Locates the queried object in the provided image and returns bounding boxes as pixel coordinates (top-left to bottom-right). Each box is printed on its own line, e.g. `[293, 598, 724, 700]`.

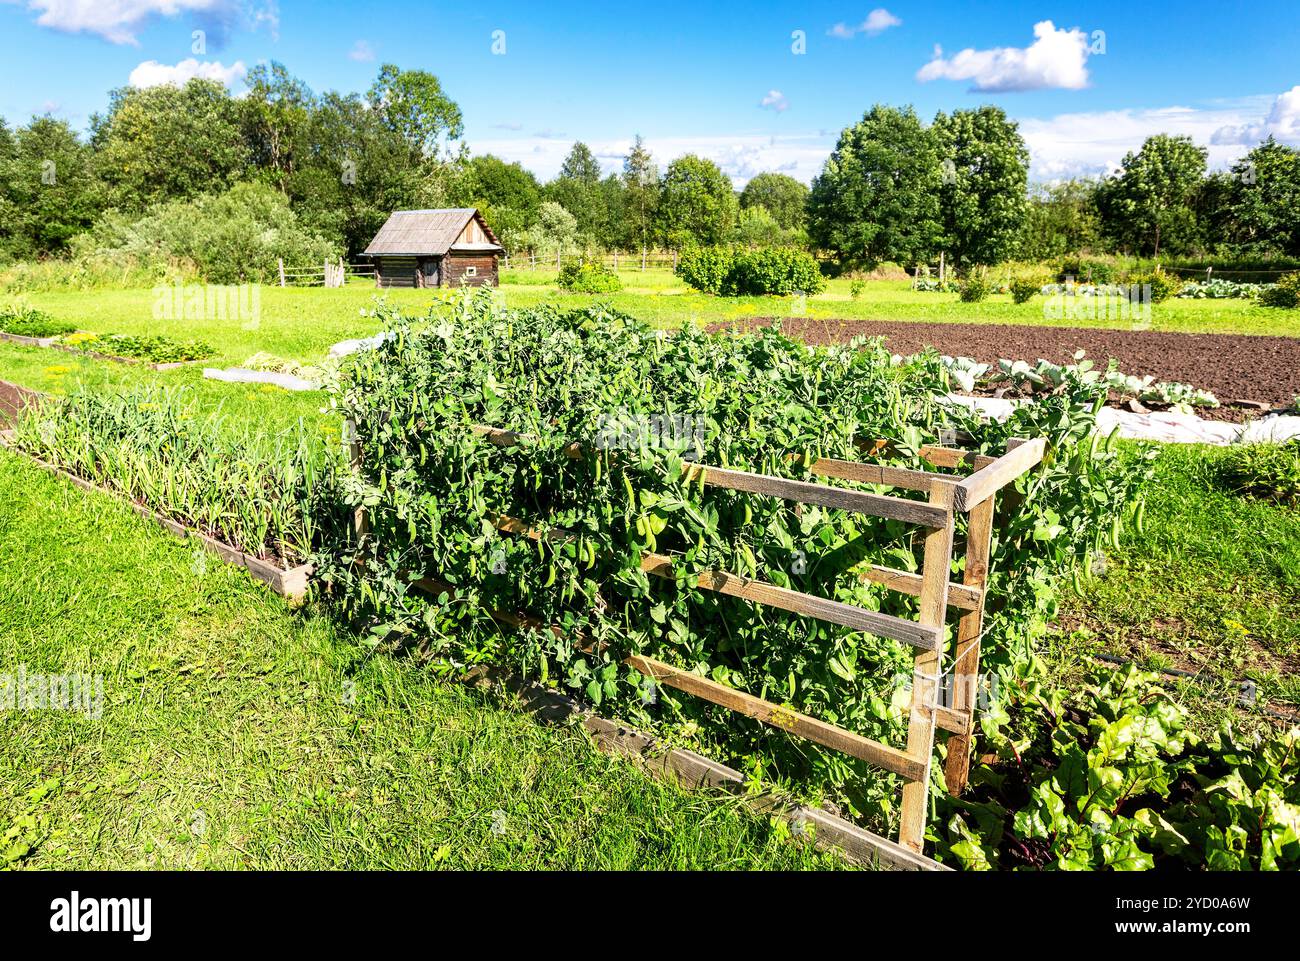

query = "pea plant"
[320, 291, 1155, 825]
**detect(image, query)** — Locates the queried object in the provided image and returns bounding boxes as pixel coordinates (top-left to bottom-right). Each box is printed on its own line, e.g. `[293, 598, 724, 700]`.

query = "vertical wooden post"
[641, 247, 647, 271]
[938, 252, 945, 286]
[943, 493, 995, 795]
[278, 258, 286, 288]
[343, 418, 369, 545]
[898, 481, 955, 853]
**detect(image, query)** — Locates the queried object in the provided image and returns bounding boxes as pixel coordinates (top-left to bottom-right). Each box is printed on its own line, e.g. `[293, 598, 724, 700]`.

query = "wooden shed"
[362, 208, 503, 289]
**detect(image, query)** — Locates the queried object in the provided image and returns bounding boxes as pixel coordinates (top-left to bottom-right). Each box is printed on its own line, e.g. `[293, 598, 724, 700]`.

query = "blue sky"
[2, 0, 1298, 184]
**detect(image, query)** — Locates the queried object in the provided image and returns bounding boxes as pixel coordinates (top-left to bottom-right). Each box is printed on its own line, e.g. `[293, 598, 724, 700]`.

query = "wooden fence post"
[899, 481, 956, 853]
[343, 419, 368, 545]
[278, 258, 286, 288]
[942, 493, 995, 795]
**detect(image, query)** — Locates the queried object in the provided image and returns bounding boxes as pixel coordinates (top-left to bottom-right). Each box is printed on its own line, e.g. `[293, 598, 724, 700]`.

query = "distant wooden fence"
[346, 415, 1046, 853]
[276, 258, 375, 287]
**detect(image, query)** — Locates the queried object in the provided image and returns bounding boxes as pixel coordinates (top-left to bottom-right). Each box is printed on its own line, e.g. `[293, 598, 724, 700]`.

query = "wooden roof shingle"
[363, 208, 502, 257]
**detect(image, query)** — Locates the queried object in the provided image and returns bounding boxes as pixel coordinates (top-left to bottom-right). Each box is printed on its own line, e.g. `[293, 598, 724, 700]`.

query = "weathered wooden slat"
[639, 552, 941, 651]
[407, 573, 923, 780]
[489, 513, 941, 650]
[858, 563, 982, 612]
[685, 462, 949, 527]
[859, 437, 994, 472]
[473, 422, 950, 526]
[627, 654, 927, 781]
[899, 481, 957, 852]
[953, 437, 1047, 512]
[934, 705, 971, 735]
[806, 456, 939, 493]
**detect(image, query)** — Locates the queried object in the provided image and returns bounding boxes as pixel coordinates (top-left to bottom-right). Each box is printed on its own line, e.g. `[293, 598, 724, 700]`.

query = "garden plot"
[712, 318, 1300, 411]
[5, 290, 1296, 870]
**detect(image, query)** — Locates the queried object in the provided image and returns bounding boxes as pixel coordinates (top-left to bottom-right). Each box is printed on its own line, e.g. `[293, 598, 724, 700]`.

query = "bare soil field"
[714, 318, 1300, 409]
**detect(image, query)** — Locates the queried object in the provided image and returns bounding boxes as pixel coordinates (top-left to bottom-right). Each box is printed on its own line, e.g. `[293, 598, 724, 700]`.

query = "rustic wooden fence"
[346, 418, 1045, 853]
[275, 258, 375, 287]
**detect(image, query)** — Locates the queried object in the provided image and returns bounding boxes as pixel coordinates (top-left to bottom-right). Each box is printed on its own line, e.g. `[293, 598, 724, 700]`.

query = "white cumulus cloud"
[759, 90, 790, 112]
[348, 39, 375, 62]
[1211, 85, 1300, 146]
[10, 0, 270, 45]
[917, 20, 1091, 92]
[829, 8, 901, 39]
[128, 58, 247, 88]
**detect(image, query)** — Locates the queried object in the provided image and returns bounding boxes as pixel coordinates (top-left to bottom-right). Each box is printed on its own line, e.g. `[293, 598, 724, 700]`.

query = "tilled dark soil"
[709, 318, 1300, 410]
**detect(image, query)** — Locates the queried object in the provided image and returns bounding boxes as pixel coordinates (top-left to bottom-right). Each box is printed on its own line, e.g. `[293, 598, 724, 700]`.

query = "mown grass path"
[1052, 443, 1300, 727]
[0, 452, 847, 870]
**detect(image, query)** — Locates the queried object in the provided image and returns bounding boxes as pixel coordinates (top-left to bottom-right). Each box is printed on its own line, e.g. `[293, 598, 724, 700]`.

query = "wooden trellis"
[348, 422, 1045, 853]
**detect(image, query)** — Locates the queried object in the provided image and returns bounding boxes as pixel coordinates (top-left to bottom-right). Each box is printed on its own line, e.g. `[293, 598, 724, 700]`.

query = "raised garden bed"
[0, 329, 213, 371]
[0, 379, 313, 601]
[0, 436, 312, 600]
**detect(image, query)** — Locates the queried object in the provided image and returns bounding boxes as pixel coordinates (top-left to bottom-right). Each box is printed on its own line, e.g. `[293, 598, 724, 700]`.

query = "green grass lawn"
[5, 271, 1298, 379]
[0, 450, 848, 870]
[1048, 442, 1300, 729]
[0, 341, 334, 436]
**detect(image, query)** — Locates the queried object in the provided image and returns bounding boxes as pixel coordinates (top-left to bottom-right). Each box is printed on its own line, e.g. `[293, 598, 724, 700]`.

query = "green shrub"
[557, 261, 622, 294]
[0, 305, 76, 338]
[675, 246, 735, 295]
[726, 247, 826, 296]
[849, 280, 865, 300]
[1215, 439, 1300, 505]
[959, 275, 991, 302]
[69, 182, 341, 285]
[1131, 271, 1182, 303]
[1059, 258, 1118, 285]
[1009, 278, 1039, 304]
[1260, 271, 1300, 309]
[675, 246, 826, 296]
[322, 290, 1152, 824]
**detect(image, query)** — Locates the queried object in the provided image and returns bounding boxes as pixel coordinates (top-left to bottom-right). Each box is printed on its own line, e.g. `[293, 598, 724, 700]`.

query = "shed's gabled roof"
[363, 208, 502, 256]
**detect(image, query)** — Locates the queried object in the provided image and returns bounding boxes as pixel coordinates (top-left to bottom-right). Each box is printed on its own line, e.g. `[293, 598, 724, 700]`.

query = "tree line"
[1, 64, 1297, 271]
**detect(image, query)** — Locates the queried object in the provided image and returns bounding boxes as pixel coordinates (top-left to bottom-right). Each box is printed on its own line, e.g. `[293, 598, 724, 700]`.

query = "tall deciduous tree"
[242, 62, 316, 193]
[1018, 179, 1103, 261]
[467, 154, 542, 249]
[932, 106, 1030, 268]
[547, 141, 608, 246]
[0, 115, 100, 256]
[655, 154, 738, 248]
[739, 172, 809, 230]
[808, 105, 942, 269]
[622, 135, 658, 254]
[1218, 138, 1300, 256]
[91, 80, 250, 210]
[366, 64, 463, 160]
[1096, 134, 1207, 258]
